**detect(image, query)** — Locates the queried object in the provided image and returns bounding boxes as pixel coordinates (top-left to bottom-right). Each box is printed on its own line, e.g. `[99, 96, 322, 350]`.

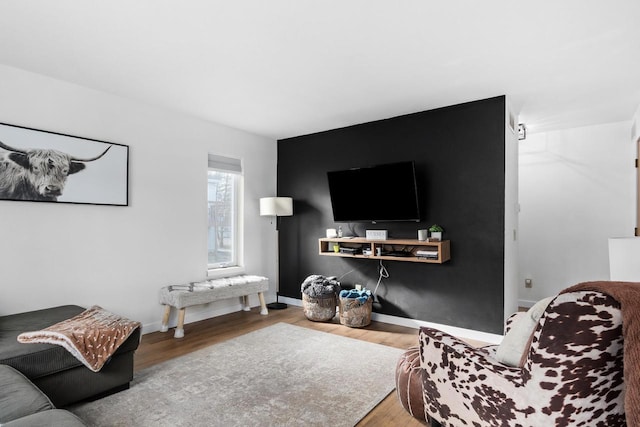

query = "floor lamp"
[260, 196, 293, 310]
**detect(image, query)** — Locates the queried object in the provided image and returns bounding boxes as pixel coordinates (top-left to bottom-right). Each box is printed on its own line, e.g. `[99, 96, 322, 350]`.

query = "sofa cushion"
[496, 296, 554, 367]
[2, 409, 86, 427]
[0, 306, 140, 379]
[0, 364, 53, 424]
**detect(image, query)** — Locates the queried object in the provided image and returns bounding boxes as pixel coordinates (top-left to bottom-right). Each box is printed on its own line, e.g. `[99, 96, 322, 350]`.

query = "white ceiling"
[0, 1, 639, 140]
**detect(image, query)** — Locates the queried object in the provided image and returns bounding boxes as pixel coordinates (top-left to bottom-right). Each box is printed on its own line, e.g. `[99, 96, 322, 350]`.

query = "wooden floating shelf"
[318, 237, 451, 264]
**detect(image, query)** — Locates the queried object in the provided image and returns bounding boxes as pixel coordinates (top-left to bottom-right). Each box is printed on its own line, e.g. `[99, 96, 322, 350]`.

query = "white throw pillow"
[495, 296, 554, 367]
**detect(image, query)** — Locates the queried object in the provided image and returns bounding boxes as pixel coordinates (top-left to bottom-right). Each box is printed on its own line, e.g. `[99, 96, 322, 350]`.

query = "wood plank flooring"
[135, 305, 427, 426]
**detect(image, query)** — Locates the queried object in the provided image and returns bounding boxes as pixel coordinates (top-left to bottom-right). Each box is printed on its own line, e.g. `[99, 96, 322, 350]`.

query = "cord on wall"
[372, 260, 389, 302]
[337, 269, 355, 282]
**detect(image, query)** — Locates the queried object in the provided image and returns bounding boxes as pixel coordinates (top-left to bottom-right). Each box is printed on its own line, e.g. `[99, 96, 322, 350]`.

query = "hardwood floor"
[135, 305, 427, 426]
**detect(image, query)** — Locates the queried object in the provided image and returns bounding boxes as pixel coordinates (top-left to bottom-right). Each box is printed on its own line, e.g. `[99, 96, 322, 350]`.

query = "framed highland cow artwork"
[0, 122, 128, 206]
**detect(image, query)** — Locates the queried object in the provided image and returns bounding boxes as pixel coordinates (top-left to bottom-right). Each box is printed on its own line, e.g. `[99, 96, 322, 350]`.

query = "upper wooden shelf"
[318, 237, 451, 264]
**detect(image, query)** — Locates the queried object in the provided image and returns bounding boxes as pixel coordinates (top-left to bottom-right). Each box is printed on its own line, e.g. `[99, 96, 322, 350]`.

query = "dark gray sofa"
[0, 305, 140, 407]
[0, 364, 85, 426]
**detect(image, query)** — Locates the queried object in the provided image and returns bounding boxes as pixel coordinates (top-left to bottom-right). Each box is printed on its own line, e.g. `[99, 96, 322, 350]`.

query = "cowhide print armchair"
[418, 290, 625, 426]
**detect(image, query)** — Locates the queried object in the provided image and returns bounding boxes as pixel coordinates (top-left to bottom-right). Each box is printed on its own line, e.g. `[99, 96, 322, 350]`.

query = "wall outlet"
[525, 278, 532, 288]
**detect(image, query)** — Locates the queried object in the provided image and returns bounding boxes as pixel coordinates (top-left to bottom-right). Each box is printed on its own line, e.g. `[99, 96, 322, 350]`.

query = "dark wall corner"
[277, 96, 506, 334]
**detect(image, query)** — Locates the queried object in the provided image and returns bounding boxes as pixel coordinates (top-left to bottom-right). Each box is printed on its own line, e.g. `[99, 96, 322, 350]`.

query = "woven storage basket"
[302, 293, 337, 322]
[339, 295, 373, 328]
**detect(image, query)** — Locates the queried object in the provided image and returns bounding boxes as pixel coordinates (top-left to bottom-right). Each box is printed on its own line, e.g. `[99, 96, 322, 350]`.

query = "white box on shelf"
[365, 230, 388, 240]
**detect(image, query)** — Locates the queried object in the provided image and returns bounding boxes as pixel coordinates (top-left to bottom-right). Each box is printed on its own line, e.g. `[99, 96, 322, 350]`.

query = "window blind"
[208, 154, 242, 174]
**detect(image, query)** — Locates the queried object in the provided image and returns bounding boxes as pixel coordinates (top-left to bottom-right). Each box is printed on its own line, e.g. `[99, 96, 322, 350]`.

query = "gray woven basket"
[339, 295, 373, 328]
[302, 293, 337, 322]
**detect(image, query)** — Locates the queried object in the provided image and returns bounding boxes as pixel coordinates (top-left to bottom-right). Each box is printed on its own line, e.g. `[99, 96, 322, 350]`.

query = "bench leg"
[241, 295, 251, 312]
[258, 292, 268, 315]
[160, 305, 172, 332]
[174, 308, 186, 338]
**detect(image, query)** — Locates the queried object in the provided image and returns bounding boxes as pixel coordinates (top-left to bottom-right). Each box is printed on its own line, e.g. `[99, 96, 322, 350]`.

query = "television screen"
[327, 161, 421, 222]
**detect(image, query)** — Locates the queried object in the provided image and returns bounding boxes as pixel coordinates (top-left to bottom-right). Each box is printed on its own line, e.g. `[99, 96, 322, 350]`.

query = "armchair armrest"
[419, 327, 527, 426]
[505, 312, 526, 335]
[419, 327, 523, 383]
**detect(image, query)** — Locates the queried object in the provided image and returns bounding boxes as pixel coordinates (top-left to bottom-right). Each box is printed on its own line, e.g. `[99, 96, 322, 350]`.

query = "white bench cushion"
[159, 275, 269, 309]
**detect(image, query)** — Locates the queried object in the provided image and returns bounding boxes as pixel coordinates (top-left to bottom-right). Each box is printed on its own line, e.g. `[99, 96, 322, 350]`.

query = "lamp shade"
[260, 197, 293, 216]
[609, 237, 640, 280]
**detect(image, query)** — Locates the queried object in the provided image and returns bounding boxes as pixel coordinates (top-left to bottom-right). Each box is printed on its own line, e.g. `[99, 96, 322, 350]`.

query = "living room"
[1, 2, 639, 426]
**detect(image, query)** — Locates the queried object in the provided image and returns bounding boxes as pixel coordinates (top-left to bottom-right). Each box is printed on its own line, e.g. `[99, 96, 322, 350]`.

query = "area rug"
[71, 322, 404, 426]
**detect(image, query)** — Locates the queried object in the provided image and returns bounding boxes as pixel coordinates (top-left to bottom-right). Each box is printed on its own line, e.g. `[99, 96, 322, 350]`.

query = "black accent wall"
[277, 96, 506, 334]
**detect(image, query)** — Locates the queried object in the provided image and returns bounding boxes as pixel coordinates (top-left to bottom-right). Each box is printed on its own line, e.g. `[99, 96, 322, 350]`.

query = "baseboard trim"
[518, 299, 537, 309]
[278, 296, 503, 345]
[146, 295, 504, 345]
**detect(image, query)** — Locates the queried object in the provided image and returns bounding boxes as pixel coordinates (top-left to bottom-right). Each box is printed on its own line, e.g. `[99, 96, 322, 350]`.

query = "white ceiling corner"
[0, 0, 638, 139]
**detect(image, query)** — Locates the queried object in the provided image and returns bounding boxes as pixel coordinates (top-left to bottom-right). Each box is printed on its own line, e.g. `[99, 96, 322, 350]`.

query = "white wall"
[518, 121, 635, 306]
[633, 103, 640, 144]
[503, 104, 519, 319]
[633, 103, 640, 236]
[0, 65, 278, 332]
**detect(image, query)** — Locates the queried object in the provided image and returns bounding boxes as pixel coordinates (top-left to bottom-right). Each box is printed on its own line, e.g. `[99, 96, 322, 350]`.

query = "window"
[208, 154, 242, 270]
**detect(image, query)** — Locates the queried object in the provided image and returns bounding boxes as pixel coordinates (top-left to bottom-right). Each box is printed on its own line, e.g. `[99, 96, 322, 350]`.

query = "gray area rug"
[71, 322, 404, 426]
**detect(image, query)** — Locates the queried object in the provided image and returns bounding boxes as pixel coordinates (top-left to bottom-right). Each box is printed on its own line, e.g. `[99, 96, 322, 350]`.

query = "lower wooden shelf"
[318, 237, 450, 264]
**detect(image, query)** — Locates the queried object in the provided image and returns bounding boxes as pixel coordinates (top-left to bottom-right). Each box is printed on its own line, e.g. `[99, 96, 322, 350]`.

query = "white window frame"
[207, 154, 244, 277]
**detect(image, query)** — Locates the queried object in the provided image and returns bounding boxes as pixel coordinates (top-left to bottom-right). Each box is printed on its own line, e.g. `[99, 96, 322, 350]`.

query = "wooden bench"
[159, 274, 269, 338]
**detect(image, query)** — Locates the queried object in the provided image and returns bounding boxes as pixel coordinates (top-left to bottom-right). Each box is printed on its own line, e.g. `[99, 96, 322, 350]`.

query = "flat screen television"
[327, 161, 421, 222]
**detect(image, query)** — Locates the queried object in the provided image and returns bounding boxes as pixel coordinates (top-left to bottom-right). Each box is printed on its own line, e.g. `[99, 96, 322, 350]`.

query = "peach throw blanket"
[17, 305, 141, 372]
[561, 281, 640, 427]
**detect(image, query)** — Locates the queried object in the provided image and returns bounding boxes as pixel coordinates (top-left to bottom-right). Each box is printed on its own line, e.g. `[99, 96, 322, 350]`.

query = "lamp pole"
[260, 197, 293, 310]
